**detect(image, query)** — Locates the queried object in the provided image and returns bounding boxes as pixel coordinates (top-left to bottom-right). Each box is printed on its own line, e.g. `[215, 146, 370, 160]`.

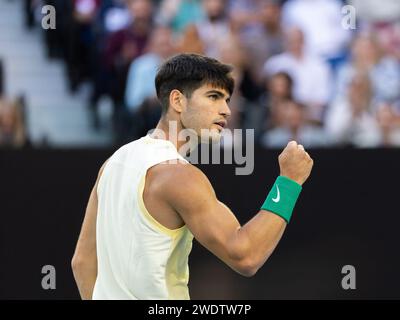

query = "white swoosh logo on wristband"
[272, 185, 280, 203]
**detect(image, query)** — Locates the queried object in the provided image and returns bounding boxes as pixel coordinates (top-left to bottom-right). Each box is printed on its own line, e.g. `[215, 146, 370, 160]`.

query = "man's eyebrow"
[205, 90, 230, 100]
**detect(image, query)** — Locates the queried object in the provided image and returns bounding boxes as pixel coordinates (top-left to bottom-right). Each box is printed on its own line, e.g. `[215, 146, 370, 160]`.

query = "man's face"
[179, 83, 231, 144]
[269, 74, 290, 98]
[286, 28, 304, 55]
[128, 0, 152, 20]
[151, 27, 175, 59]
[260, 2, 281, 27]
[284, 101, 304, 130]
[203, 0, 226, 20]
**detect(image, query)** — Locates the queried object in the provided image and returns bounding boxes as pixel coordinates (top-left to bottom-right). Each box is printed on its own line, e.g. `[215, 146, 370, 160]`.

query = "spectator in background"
[67, 0, 101, 90]
[89, 0, 132, 128]
[122, 26, 176, 142]
[40, 1, 74, 61]
[218, 33, 246, 130]
[241, 0, 285, 85]
[125, 26, 176, 112]
[156, 0, 204, 33]
[0, 98, 27, 148]
[176, 23, 205, 54]
[228, 0, 260, 34]
[96, 0, 132, 35]
[104, 0, 154, 107]
[245, 72, 293, 141]
[349, 0, 400, 60]
[334, 32, 400, 106]
[261, 99, 330, 148]
[263, 27, 332, 123]
[196, 0, 232, 59]
[265, 71, 293, 129]
[375, 102, 400, 147]
[325, 73, 381, 147]
[281, 0, 352, 67]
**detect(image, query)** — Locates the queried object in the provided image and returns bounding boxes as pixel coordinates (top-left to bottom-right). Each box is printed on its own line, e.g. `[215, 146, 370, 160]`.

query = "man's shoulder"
[147, 161, 215, 214]
[147, 162, 211, 200]
[105, 137, 147, 165]
[149, 161, 204, 185]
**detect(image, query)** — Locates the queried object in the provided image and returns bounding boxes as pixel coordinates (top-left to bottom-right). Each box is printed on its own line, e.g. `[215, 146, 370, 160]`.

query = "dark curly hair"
[155, 53, 235, 113]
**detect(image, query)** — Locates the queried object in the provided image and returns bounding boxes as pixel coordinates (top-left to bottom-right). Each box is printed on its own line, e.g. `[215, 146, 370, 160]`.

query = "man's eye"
[209, 95, 218, 100]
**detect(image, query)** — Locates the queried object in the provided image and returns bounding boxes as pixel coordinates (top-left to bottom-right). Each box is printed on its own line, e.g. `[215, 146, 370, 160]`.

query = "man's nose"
[219, 101, 231, 117]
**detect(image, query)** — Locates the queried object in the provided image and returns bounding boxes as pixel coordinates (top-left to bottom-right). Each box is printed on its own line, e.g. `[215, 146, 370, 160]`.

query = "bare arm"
[159, 141, 313, 276]
[71, 162, 107, 299]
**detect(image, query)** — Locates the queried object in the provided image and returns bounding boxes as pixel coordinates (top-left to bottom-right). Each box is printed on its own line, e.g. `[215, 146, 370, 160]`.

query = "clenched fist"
[278, 141, 313, 186]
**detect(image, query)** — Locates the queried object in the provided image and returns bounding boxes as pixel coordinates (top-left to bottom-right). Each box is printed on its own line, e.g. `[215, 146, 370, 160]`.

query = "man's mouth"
[214, 120, 227, 129]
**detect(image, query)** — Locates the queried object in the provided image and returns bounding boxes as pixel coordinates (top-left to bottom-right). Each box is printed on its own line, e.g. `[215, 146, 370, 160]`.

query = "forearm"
[229, 175, 303, 275]
[177, 141, 312, 278]
[236, 211, 287, 272]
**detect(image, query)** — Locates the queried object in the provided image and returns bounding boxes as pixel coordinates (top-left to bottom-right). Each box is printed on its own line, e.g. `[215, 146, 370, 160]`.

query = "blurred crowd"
[17, 0, 400, 148]
[0, 59, 29, 148]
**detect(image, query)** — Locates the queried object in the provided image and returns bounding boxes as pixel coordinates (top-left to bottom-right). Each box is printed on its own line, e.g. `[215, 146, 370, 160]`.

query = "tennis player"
[71, 53, 313, 300]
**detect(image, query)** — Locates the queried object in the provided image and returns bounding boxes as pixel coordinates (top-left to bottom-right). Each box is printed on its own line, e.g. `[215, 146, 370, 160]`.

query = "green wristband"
[261, 176, 302, 223]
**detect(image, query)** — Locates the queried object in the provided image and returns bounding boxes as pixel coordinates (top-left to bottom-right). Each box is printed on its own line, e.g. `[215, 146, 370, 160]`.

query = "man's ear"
[169, 89, 185, 113]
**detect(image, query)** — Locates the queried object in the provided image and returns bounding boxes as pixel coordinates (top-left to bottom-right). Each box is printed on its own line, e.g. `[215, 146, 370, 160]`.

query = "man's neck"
[151, 116, 198, 156]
